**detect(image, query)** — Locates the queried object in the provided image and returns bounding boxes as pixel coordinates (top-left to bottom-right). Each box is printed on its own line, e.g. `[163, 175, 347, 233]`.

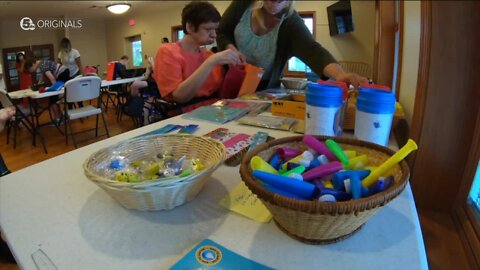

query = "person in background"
[217, 0, 368, 90]
[130, 55, 158, 97]
[0, 62, 5, 90]
[58, 37, 83, 108]
[115, 55, 130, 79]
[154, 1, 241, 114]
[58, 37, 83, 79]
[0, 107, 15, 133]
[24, 58, 70, 124]
[16, 52, 32, 90]
[162, 37, 169, 44]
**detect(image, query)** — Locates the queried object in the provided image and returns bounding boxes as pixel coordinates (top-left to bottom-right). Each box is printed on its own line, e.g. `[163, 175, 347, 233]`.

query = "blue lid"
[357, 87, 396, 114]
[306, 83, 343, 107]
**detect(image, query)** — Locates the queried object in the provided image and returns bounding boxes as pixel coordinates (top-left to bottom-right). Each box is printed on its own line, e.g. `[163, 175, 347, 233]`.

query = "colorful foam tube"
[363, 176, 394, 196]
[253, 170, 317, 199]
[250, 156, 278, 174]
[350, 173, 362, 199]
[303, 135, 338, 161]
[302, 161, 343, 181]
[281, 165, 306, 177]
[325, 139, 350, 166]
[345, 155, 368, 170]
[344, 150, 357, 159]
[281, 151, 313, 170]
[261, 184, 306, 200]
[269, 153, 281, 170]
[276, 147, 302, 160]
[318, 187, 352, 201]
[332, 170, 371, 190]
[362, 139, 418, 187]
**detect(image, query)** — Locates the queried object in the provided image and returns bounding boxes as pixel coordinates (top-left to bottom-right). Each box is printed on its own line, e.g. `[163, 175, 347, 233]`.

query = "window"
[171, 25, 184, 42]
[131, 40, 143, 67]
[285, 12, 316, 77]
[468, 159, 480, 220]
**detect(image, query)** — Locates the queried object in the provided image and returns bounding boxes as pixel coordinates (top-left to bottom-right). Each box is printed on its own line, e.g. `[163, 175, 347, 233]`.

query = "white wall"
[398, 1, 421, 124]
[104, 1, 375, 73]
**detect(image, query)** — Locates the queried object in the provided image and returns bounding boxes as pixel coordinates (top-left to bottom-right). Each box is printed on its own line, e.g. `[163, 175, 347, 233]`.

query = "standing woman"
[58, 37, 83, 79]
[58, 37, 83, 108]
[217, 0, 367, 90]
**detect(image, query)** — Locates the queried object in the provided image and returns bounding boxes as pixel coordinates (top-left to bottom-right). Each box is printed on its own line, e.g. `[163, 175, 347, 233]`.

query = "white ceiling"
[0, 1, 187, 20]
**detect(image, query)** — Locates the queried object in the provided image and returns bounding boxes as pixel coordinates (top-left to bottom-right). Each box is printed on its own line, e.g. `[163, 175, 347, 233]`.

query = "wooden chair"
[338, 61, 372, 79]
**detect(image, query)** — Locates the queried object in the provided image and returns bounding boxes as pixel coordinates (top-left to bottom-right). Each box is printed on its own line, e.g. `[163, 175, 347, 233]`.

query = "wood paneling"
[410, 1, 480, 211]
[373, 0, 395, 86]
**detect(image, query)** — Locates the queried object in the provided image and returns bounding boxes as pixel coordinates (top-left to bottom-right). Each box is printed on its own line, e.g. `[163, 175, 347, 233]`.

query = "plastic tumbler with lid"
[354, 86, 396, 146]
[305, 83, 343, 136]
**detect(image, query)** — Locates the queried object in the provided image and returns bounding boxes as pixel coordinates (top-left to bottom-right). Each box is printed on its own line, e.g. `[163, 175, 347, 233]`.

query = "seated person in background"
[162, 37, 169, 44]
[0, 107, 15, 132]
[217, 0, 368, 90]
[24, 58, 70, 123]
[154, 1, 241, 114]
[130, 55, 158, 97]
[115, 55, 130, 79]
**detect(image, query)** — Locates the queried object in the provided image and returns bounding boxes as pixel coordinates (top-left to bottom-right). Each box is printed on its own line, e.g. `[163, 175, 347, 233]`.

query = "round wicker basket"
[240, 135, 409, 244]
[84, 134, 226, 211]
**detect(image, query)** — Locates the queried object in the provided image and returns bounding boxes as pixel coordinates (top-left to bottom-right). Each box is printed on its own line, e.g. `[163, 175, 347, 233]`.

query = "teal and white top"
[234, 8, 285, 78]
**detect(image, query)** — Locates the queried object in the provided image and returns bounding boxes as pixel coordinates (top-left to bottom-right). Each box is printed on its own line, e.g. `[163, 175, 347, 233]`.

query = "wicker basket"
[240, 135, 409, 244]
[84, 134, 226, 211]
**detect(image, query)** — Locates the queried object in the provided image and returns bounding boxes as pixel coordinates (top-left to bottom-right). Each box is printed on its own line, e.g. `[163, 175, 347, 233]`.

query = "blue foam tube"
[253, 170, 317, 199]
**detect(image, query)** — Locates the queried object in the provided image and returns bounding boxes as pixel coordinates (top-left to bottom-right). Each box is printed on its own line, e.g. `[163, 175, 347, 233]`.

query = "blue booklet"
[169, 239, 273, 270]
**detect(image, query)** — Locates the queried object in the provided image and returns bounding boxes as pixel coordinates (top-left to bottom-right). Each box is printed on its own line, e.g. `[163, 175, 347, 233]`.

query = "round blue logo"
[195, 245, 222, 265]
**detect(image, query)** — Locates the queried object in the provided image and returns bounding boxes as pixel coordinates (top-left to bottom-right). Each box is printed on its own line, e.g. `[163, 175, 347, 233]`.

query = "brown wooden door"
[1, 44, 54, 91]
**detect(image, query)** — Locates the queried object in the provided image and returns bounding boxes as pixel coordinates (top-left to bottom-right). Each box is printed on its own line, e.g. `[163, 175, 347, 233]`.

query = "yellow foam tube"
[362, 139, 418, 187]
[345, 155, 368, 170]
[250, 156, 279, 174]
[344, 150, 357, 159]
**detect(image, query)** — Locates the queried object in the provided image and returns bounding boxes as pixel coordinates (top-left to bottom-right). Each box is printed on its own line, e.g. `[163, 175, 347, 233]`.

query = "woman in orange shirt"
[154, 1, 242, 114]
[16, 53, 32, 90]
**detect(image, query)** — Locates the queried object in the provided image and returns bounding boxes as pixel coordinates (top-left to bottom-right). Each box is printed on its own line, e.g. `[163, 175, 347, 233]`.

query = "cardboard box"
[271, 94, 306, 120]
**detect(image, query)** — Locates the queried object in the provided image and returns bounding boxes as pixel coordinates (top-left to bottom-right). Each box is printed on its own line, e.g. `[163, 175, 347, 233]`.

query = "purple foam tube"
[276, 147, 302, 160]
[303, 135, 338, 161]
[319, 188, 352, 201]
[269, 153, 281, 170]
[332, 170, 371, 190]
[261, 184, 307, 200]
[350, 173, 362, 199]
[302, 161, 343, 181]
[253, 170, 317, 199]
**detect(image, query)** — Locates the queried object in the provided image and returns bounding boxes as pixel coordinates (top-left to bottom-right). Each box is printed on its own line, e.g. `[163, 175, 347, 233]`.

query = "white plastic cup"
[354, 87, 396, 146]
[305, 83, 343, 136]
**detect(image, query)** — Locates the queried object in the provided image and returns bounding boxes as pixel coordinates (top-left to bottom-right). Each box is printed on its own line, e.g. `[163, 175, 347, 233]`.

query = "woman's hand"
[208, 49, 243, 66]
[226, 44, 246, 64]
[335, 72, 368, 88]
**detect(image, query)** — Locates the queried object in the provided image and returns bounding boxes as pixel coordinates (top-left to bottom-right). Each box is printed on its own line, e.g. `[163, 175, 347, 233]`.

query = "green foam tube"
[325, 139, 350, 166]
[362, 139, 418, 187]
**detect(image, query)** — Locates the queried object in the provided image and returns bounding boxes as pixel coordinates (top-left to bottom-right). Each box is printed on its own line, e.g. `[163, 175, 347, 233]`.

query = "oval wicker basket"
[84, 134, 226, 211]
[240, 135, 409, 244]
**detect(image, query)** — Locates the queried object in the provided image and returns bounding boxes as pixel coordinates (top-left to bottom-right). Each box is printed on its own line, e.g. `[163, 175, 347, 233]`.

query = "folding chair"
[0, 89, 48, 153]
[63, 76, 110, 148]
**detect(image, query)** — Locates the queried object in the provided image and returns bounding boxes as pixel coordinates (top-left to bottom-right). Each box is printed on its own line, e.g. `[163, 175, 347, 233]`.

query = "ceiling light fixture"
[107, 3, 131, 14]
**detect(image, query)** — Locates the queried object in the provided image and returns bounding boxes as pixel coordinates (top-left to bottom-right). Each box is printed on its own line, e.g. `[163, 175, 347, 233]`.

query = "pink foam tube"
[302, 161, 343, 181]
[276, 147, 303, 160]
[303, 135, 338, 161]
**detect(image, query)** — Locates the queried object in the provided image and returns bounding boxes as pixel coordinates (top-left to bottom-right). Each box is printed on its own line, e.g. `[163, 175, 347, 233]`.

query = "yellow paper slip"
[219, 182, 272, 223]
